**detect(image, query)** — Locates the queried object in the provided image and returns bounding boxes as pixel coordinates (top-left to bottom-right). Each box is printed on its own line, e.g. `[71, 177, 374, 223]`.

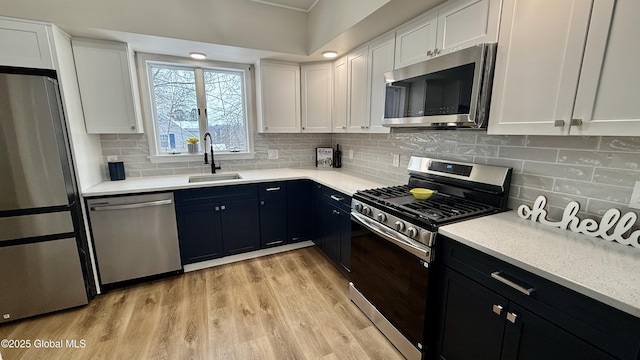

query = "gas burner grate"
[358, 185, 414, 200]
[400, 196, 495, 223]
[355, 185, 497, 224]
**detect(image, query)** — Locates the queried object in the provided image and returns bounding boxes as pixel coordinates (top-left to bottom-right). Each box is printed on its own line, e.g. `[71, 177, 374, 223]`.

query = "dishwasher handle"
[90, 199, 173, 211]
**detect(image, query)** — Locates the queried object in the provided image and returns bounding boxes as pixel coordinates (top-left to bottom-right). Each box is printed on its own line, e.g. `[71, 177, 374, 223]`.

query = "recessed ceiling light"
[322, 51, 338, 59]
[189, 52, 207, 60]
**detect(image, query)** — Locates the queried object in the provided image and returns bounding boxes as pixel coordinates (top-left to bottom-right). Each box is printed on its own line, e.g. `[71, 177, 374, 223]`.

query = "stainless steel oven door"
[350, 211, 431, 360]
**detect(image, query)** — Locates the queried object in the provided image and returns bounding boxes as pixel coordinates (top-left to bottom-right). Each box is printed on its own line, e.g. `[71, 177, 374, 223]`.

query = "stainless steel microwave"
[382, 43, 497, 128]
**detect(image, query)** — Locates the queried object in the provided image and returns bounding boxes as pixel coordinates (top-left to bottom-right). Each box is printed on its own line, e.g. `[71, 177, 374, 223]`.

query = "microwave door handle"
[351, 211, 431, 262]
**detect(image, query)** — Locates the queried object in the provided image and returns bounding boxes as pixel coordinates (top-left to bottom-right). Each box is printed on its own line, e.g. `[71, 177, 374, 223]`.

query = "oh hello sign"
[518, 195, 640, 249]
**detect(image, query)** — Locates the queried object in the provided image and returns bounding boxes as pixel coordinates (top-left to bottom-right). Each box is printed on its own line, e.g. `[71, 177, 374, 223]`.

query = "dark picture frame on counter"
[316, 147, 333, 168]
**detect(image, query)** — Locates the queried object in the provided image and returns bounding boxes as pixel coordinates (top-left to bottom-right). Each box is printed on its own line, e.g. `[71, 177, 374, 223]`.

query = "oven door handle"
[351, 211, 432, 263]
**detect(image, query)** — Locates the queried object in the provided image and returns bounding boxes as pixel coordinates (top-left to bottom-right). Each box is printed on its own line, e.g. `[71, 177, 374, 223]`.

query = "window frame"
[136, 52, 255, 163]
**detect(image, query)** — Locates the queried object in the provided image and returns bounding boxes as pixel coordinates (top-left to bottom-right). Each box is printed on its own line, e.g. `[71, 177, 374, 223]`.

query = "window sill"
[149, 152, 255, 163]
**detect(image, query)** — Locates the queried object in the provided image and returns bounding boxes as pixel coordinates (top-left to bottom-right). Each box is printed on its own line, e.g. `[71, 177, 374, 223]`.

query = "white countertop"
[439, 211, 640, 318]
[82, 168, 399, 197]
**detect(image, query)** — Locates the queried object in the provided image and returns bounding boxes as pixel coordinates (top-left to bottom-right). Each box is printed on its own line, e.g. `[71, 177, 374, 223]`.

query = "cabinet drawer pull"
[492, 304, 503, 316]
[507, 312, 518, 324]
[330, 195, 344, 202]
[266, 187, 281, 192]
[491, 272, 535, 296]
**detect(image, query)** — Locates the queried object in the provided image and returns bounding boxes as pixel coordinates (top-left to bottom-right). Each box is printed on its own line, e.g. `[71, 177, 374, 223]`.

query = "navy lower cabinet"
[175, 202, 224, 264]
[221, 198, 260, 255]
[175, 185, 260, 264]
[435, 237, 640, 360]
[319, 186, 352, 273]
[259, 182, 288, 248]
[286, 180, 311, 243]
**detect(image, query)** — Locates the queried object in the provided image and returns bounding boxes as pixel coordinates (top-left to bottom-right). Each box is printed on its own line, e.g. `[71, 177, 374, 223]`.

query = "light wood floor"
[0, 246, 404, 360]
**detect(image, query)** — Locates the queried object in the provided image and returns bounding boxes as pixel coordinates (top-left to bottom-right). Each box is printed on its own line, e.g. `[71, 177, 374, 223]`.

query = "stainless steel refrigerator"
[0, 68, 90, 323]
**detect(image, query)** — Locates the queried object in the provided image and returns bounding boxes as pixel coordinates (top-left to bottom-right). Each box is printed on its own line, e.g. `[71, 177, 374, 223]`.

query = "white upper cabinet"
[436, 0, 501, 55]
[301, 63, 332, 133]
[0, 18, 54, 69]
[334, 36, 393, 134]
[72, 38, 143, 134]
[367, 33, 395, 134]
[394, 10, 438, 69]
[332, 57, 348, 133]
[346, 46, 369, 132]
[489, 0, 638, 136]
[256, 60, 301, 133]
[570, 0, 640, 136]
[394, 0, 500, 69]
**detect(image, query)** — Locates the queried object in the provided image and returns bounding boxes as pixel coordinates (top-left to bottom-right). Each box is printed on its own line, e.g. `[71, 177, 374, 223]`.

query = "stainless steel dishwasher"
[87, 192, 182, 286]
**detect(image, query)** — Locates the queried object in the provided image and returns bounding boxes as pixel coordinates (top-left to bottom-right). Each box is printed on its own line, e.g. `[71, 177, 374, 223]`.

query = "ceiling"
[1, 0, 443, 64]
[250, 0, 320, 12]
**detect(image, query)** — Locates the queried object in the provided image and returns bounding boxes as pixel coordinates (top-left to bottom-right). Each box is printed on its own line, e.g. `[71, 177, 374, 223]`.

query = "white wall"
[0, 0, 308, 55]
[307, 0, 389, 54]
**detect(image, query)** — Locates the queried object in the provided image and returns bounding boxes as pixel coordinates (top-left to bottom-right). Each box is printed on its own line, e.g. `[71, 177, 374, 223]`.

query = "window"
[138, 53, 254, 161]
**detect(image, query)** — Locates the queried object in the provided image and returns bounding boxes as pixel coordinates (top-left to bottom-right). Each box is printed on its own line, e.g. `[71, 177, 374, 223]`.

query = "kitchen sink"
[188, 173, 242, 183]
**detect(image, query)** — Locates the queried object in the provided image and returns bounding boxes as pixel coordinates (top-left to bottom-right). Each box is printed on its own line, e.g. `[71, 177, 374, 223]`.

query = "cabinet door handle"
[260, 200, 265, 205]
[507, 312, 518, 324]
[215, 206, 220, 211]
[434, 48, 441, 55]
[427, 50, 434, 56]
[491, 272, 535, 296]
[492, 304, 503, 316]
[330, 195, 344, 202]
[266, 187, 281, 192]
[220, 205, 226, 210]
[571, 118, 583, 126]
[333, 209, 340, 215]
[554, 120, 565, 127]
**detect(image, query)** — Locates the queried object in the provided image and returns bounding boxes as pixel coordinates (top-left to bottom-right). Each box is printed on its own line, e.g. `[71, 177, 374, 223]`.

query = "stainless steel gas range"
[349, 156, 512, 360]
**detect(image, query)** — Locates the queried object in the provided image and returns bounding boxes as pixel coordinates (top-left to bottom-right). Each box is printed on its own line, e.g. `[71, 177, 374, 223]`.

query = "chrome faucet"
[203, 132, 221, 174]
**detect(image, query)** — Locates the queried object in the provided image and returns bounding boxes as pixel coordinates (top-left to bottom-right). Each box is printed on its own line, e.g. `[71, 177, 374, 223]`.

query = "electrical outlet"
[349, 149, 354, 159]
[393, 154, 400, 167]
[630, 181, 640, 210]
[106, 155, 118, 162]
[268, 149, 278, 160]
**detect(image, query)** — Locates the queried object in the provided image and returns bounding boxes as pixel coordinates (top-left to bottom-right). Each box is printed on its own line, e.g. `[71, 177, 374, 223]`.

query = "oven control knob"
[377, 213, 387, 222]
[362, 207, 372, 216]
[394, 221, 406, 231]
[354, 203, 363, 212]
[407, 227, 418, 238]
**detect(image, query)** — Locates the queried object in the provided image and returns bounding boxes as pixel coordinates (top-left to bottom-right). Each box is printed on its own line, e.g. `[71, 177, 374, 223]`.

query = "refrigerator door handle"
[90, 199, 173, 211]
